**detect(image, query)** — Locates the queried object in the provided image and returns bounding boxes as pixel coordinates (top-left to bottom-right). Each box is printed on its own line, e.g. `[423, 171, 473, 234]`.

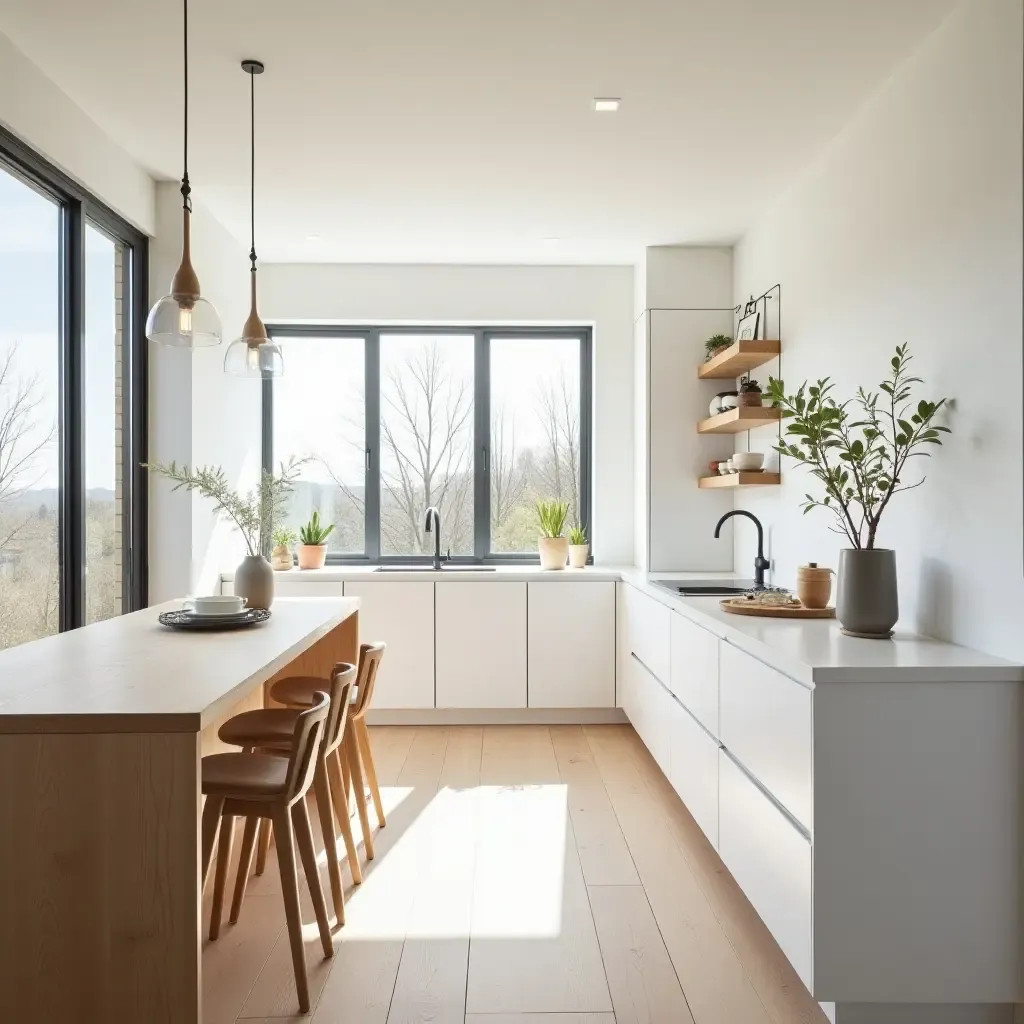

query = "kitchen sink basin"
[652, 580, 755, 597]
[373, 565, 497, 572]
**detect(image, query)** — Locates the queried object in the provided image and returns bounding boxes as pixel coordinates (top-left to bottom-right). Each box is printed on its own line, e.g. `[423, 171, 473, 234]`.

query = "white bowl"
[187, 595, 247, 617]
[732, 452, 765, 472]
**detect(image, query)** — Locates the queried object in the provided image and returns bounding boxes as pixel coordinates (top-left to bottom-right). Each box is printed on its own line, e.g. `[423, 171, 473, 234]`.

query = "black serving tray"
[158, 608, 272, 631]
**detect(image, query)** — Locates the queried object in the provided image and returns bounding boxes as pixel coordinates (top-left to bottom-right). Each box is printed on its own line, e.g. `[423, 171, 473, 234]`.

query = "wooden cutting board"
[720, 597, 835, 619]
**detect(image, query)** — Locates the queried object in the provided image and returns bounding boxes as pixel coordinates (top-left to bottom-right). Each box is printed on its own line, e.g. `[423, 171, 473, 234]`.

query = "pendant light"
[146, 0, 222, 348]
[224, 60, 284, 378]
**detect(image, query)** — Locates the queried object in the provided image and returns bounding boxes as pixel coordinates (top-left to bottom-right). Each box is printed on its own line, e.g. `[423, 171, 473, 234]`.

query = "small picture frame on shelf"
[736, 311, 760, 341]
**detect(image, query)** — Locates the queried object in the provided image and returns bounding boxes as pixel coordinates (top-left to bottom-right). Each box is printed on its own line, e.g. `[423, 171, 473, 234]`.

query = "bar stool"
[201, 691, 333, 1014]
[269, 642, 386, 865]
[217, 662, 360, 927]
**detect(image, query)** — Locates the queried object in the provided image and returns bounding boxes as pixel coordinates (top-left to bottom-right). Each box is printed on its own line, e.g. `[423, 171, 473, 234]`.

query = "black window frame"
[263, 324, 593, 565]
[0, 125, 149, 625]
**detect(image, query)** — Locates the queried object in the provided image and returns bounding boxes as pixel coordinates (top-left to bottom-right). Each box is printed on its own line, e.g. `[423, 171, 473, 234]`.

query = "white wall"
[733, 0, 1023, 659]
[148, 183, 260, 600]
[260, 263, 636, 563]
[0, 32, 154, 234]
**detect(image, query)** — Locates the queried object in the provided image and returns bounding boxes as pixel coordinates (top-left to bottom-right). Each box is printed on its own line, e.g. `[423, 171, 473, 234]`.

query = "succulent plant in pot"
[767, 345, 950, 638]
[704, 333, 733, 362]
[271, 527, 297, 571]
[536, 499, 569, 570]
[297, 510, 335, 570]
[567, 524, 589, 569]
[738, 375, 763, 407]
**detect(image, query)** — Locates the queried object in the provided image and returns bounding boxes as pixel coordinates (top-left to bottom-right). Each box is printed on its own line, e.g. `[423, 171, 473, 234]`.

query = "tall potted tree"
[768, 345, 950, 638]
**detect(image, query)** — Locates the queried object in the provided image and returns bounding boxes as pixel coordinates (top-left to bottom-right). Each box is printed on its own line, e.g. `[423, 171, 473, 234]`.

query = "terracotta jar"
[797, 563, 834, 609]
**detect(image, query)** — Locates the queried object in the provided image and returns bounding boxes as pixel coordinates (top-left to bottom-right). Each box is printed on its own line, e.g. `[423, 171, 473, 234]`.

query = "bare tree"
[535, 373, 580, 523]
[0, 342, 56, 551]
[490, 402, 525, 533]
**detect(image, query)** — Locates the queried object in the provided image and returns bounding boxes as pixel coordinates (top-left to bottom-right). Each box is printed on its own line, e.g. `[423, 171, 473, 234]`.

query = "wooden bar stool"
[201, 691, 333, 1014]
[217, 662, 360, 927]
[269, 642, 386, 865]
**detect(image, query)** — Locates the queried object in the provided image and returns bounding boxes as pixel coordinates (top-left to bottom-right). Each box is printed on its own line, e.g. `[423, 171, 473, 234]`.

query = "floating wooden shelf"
[699, 339, 781, 379]
[698, 472, 781, 489]
[697, 406, 783, 434]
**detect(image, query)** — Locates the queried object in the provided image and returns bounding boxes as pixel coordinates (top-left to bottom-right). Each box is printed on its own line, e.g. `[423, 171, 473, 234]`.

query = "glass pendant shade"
[146, 292, 222, 348]
[223, 336, 284, 377]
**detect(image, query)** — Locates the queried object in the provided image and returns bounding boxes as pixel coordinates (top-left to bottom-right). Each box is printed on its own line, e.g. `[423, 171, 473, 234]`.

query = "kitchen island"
[0, 596, 359, 1024]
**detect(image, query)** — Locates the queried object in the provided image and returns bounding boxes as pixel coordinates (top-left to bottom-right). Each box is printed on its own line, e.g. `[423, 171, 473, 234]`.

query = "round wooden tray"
[720, 598, 835, 619]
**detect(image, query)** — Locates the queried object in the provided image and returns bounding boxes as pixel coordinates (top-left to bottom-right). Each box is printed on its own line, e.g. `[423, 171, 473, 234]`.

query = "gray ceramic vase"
[836, 548, 898, 638]
[234, 554, 274, 610]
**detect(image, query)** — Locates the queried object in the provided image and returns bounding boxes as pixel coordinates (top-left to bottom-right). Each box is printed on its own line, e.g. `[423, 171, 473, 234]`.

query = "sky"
[0, 164, 118, 492]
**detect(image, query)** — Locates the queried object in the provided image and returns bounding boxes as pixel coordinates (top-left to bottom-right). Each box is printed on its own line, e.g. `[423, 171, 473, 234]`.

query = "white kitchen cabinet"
[527, 582, 615, 707]
[237, 577, 345, 598]
[343, 581, 434, 709]
[623, 585, 671, 684]
[435, 582, 527, 708]
[669, 700, 720, 848]
[719, 642, 813, 829]
[719, 750, 812, 989]
[669, 611, 720, 735]
[629, 653, 672, 774]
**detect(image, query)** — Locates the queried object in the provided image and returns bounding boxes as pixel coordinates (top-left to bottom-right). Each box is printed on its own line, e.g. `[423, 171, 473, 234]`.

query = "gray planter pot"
[234, 554, 274, 610]
[836, 548, 898, 638]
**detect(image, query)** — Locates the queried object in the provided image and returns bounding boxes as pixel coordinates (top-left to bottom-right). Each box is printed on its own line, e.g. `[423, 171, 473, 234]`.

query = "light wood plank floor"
[203, 724, 828, 1024]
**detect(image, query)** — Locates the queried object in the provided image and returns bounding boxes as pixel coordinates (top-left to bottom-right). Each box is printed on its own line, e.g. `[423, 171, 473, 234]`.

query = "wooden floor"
[202, 724, 828, 1024]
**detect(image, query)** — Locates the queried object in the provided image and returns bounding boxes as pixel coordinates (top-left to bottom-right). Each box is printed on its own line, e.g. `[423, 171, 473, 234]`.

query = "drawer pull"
[721, 747, 811, 841]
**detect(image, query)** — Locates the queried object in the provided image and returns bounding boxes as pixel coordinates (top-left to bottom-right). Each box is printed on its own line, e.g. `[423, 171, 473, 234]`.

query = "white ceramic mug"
[183, 595, 247, 617]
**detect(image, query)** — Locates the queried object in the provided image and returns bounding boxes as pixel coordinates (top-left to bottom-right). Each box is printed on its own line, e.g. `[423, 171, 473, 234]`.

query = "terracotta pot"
[796, 563, 834, 609]
[538, 536, 569, 570]
[270, 544, 293, 571]
[234, 554, 274, 610]
[568, 543, 589, 569]
[297, 544, 328, 570]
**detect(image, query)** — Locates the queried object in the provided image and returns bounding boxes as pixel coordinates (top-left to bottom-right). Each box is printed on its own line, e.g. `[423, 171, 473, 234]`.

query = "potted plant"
[143, 458, 302, 609]
[704, 333, 733, 362]
[271, 527, 296, 571]
[767, 345, 950, 638]
[536, 499, 569, 570]
[738, 376, 763, 407]
[298, 510, 334, 570]
[567, 525, 589, 568]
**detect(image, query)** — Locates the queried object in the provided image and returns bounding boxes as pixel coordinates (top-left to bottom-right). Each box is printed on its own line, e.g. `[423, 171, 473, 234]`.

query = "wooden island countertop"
[0, 596, 359, 733]
[0, 595, 360, 1024]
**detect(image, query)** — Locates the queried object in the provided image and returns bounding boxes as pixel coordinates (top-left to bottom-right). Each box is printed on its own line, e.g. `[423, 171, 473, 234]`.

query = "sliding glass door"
[0, 130, 147, 650]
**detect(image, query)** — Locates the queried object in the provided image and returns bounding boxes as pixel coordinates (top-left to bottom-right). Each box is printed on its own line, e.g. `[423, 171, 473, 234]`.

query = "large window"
[0, 128, 147, 650]
[265, 326, 591, 562]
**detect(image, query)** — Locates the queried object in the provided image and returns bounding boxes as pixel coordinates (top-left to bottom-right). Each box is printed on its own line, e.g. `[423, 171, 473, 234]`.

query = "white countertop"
[223, 564, 626, 583]
[0, 597, 358, 732]
[618, 568, 1024, 686]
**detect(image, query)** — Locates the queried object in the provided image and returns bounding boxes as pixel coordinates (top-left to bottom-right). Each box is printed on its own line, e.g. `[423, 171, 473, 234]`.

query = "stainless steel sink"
[373, 565, 497, 572]
[652, 579, 755, 597]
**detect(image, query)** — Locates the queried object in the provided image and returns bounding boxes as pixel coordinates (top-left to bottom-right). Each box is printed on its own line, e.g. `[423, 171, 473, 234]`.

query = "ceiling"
[1, 0, 953, 263]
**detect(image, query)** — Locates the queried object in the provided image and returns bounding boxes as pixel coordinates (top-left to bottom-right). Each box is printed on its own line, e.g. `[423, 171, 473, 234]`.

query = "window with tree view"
[265, 326, 591, 562]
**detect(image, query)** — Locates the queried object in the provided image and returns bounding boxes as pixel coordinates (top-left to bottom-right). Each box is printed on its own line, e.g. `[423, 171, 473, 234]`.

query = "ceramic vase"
[235, 554, 274, 610]
[270, 544, 293, 571]
[538, 536, 569, 570]
[836, 548, 898, 637]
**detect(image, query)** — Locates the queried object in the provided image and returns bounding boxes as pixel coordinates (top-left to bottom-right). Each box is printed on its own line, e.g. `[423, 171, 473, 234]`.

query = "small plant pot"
[270, 544, 293, 571]
[737, 391, 763, 407]
[568, 543, 589, 569]
[538, 536, 569, 570]
[297, 544, 328, 570]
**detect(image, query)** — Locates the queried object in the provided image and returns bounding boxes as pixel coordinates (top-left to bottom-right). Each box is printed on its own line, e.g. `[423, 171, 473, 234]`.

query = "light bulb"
[246, 344, 260, 373]
[178, 305, 193, 336]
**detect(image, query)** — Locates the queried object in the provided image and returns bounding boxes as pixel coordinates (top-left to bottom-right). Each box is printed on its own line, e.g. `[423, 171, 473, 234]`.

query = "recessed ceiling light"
[543, 237, 561, 245]
[593, 97, 621, 112]
[306, 233, 320, 241]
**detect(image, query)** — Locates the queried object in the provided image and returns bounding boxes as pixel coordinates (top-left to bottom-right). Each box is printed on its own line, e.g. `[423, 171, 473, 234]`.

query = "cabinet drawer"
[628, 654, 671, 774]
[719, 751, 812, 989]
[669, 701, 719, 848]
[624, 585, 671, 684]
[669, 612, 720, 736]
[719, 643, 812, 829]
